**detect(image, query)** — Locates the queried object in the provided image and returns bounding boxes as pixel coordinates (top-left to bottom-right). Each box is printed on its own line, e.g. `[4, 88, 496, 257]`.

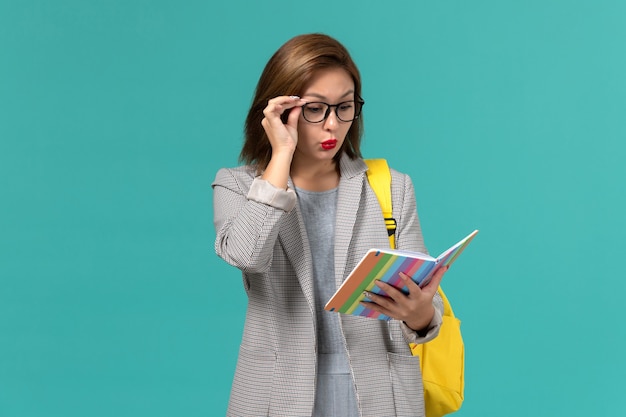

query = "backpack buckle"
[384, 217, 397, 236]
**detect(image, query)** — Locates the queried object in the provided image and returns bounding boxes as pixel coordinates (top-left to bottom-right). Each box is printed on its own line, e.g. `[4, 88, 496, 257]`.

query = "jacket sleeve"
[212, 168, 296, 273]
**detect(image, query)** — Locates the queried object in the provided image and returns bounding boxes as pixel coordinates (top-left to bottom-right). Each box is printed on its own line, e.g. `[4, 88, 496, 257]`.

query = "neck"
[291, 157, 339, 192]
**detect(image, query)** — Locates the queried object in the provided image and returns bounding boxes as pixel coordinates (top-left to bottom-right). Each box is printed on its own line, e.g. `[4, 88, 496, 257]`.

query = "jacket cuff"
[400, 307, 443, 344]
[246, 177, 297, 212]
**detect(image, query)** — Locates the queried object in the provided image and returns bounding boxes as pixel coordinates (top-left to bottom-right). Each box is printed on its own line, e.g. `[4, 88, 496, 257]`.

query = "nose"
[323, 108, 338, 130]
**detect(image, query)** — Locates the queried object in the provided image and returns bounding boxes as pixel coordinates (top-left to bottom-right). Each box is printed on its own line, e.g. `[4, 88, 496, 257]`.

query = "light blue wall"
[2, 1, 625, 416]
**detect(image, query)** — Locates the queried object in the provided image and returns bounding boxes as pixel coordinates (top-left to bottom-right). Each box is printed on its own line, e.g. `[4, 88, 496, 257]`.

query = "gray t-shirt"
[296, 186, 344, 355]
[296, 186, 359, 417]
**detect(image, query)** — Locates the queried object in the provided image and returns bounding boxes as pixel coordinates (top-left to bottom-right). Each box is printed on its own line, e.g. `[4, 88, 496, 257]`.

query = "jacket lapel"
[278, 157, 369, 315]
[279, 179, 316, 317]
[334, 156, 369, 286]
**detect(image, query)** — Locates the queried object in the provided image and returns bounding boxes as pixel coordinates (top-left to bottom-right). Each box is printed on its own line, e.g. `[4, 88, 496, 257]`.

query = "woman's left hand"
[360, 266, 448, 332]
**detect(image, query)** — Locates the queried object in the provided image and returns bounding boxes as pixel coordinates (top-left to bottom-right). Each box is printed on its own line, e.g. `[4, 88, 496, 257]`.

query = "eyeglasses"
[301, 98, 365, 123]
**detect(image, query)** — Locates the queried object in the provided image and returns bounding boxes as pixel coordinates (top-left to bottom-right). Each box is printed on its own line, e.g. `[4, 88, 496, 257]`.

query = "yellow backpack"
[365, 159, 465, 417]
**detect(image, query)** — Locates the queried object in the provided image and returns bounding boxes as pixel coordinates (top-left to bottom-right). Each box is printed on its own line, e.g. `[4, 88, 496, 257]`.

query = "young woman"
[212, 33, 446, 417]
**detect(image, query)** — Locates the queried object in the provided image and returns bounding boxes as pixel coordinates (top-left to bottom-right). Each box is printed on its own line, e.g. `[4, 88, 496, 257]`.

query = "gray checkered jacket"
[212, 154, 443, 417]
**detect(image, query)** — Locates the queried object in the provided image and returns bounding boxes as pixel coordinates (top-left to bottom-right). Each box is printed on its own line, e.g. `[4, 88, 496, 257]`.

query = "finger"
[286, 104, 302, 127]
[360, 300, 394, 319]
[399, 272, 422, 296]
[262, 102, 286, 127]
[422, 266, 448, 295]
[360, 292, 397, 317]
[263, 97, 304, 132]
[264, 96, 304, 117]
[372, 280, 406, 303]
[363, 289, 395, 309]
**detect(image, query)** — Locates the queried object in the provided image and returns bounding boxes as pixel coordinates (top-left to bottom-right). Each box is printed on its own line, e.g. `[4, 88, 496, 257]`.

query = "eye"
[339, 102, 354, 111]
[306, 103, 325, 113]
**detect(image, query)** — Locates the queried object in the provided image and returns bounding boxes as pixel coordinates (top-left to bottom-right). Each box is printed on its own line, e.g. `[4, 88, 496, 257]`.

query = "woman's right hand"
[261, 95, 306, 156]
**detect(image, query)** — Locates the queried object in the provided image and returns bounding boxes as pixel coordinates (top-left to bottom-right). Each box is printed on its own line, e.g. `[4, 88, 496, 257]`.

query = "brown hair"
[240, 33, 364, 170]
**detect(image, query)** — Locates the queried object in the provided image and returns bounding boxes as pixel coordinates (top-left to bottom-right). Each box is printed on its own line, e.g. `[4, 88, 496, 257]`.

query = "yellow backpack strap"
[364, 159, 397, 248]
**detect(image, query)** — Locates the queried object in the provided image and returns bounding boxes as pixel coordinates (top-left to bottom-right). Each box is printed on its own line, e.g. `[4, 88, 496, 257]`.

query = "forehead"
[302, 67, 355, 100]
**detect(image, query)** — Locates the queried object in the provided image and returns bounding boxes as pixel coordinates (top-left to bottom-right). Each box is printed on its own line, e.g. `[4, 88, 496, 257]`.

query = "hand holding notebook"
[324, 230, 479, 320]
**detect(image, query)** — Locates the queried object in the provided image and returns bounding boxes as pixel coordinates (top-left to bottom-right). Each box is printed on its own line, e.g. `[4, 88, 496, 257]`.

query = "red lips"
[321, 139, 337, 150]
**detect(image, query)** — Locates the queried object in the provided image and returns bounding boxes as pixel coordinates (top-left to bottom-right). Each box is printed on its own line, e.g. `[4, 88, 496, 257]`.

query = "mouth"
[321, 139, 337, 150]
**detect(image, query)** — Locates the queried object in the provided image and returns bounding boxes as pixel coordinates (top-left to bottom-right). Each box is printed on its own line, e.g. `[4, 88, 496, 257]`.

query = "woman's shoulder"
[212, 165, 257, 188]
[364, 158, 414, 183]
[215, 164, 256, 176]
[389, 165, 413, 183]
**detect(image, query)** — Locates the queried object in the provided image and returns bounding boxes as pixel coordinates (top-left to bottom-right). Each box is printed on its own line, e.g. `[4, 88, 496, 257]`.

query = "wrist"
[262, 153, 293, 189]
[404, 305, 435, 333]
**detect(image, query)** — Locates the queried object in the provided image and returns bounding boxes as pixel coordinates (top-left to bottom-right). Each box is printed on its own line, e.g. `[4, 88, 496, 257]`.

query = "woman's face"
[295, 67, 355, 163]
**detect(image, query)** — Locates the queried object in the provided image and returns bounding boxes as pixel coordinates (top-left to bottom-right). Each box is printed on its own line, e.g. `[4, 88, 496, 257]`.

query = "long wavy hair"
[240, 33, 364, 171]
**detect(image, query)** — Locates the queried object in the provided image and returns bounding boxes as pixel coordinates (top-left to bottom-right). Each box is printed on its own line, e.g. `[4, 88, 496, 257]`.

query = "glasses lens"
[302, 103, 329, 123]
[337, 101, 357, 122]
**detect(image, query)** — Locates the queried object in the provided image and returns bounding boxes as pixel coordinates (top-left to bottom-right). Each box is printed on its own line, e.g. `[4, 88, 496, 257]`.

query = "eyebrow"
[304, 90, 355, 101]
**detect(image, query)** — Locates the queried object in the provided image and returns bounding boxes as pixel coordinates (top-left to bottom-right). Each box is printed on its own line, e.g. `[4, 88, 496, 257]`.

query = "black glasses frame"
[300, 97, 365, 123]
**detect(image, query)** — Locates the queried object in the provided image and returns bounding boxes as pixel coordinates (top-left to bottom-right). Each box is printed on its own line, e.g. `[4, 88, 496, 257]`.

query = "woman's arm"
[212, 168, 295, 273]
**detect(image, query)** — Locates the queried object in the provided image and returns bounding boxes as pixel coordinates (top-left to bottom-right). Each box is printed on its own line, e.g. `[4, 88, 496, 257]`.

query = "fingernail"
[289, 95, 300, 99]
